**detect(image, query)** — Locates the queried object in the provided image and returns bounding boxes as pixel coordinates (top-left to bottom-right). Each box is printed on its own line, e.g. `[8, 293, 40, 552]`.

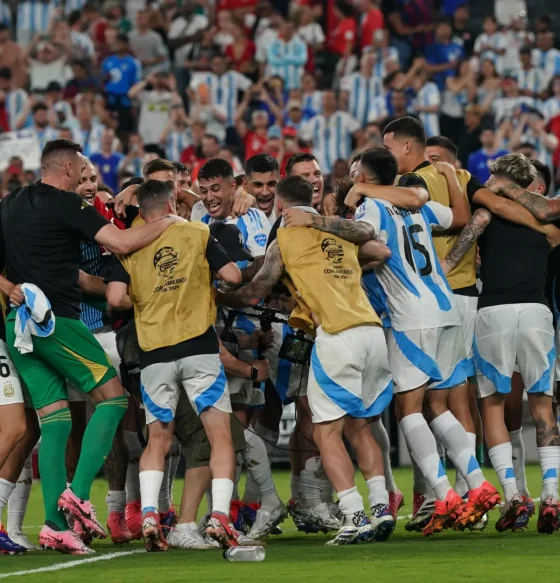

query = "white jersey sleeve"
[423, 201, 453, 231]
[237, 208, 271, 258]
[190, 200, 207, 222]
[355, 199, 387, 244]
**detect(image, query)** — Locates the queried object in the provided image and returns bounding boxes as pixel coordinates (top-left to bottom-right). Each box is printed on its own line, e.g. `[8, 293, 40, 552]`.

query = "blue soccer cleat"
[0, 527, 27, 555]
[325, 513, 374, 546]
[370, 504, 396, 541]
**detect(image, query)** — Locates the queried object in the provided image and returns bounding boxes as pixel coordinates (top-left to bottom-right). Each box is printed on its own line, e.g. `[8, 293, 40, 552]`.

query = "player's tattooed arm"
[217, 241, 284, 308]
[535, 418, 560, 447]
[493, 180, 560, 224]
[441, 208, 492, 275]
[282, 208, 375, 244]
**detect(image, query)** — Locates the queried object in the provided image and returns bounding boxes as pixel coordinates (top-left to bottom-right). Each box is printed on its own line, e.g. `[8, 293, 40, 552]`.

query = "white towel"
[14, 284, 56, 354]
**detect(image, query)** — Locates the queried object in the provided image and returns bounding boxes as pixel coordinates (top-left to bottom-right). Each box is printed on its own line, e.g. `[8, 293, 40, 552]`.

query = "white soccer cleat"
[167, 523, 220, 550]
[7, 529, 40, 550]
[325, 515, 374, 546]
[246, 504, 288, 540]
[300, 502, 341, 533]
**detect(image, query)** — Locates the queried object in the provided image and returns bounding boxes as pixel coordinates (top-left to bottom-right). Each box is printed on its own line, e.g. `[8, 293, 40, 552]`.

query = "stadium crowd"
[1, 0, 560, 559]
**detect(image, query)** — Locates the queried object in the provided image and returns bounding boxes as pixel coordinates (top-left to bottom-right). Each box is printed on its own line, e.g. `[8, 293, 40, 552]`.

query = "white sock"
[254, 422, 280, 461]
[366, 476, 389, 507]
[290, 474, 301, 502]
[105, 490, 126, 514]
[430, 411, 484, 491]
[538, 446, 560, 500]
[0, 478, 16, 521]
[454, 432, 476, 498]
[411, 455, 428, 495]
[205, 489, 213, 513]
[510, 429, 530, 497]
[169, 438, 182, 500]
[318, 462, 335, 504]
[400, 413, 451, 501]
[139, 470, 164, 512]
[337, 486, 364, 522]
[370, 419, 397, 493]
[242, 429, 281, 510]
[300, 456, 323, 508]
[436, 435, 446, 465]
[7, 454, 33, 533]
[158, 457, 172, 513]
[212, 478, 234, 515]
[124, 430, 144, 503]
[488, 443, 518, 502]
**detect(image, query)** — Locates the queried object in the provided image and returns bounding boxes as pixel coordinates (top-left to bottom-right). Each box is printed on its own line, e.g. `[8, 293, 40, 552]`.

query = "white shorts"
[454, 294, 477, 378]
[474, 303, 555, 398]
[267, 321, 308, 403]
[307, 325, 392, 423]
[0, 339, 26, 406]
[388, 326, 468, 394]
[68, 329, 122, 403]
[140, 353, 232, 424]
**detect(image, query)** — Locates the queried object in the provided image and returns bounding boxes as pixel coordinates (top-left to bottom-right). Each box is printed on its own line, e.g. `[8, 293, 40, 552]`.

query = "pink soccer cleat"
[388, 490, 404, 521]
[58, 488, 106, 539]
[39, 524, 95, 555]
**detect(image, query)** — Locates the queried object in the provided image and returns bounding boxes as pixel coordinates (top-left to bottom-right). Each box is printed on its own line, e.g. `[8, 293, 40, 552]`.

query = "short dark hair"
[531, 159, 552, 193]
[336, 0, 354, 18]
[137, 179, 174, 215]
[383, 116, 426, 147]
[41, 139, 82, 165]
[32, 103, 49, 114]
[286, 152, 318, 176]
[358, 147, 399, 186]
[235, 174, 245, 188]
[116, 33, 129, 45]
[276, 175, 313, 206]
[143, 158, 177, 178]
[173, 161, 189, 174]
[0, 67, 11, 80]
[426, 136, 458, 160]
[245, 154, 279, 177]
[97, 184, 114, 196]
[120, 176, 144, 190]
[68, 10, 82, 26]
[198, 158, 234, 182]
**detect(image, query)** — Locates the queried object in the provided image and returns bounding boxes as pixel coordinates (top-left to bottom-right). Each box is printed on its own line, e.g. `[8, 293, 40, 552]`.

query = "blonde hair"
[489, 153, 537, 188]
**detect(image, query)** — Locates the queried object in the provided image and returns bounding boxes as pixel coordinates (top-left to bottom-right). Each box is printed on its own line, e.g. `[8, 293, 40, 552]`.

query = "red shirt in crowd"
[329, 17, 357, 55]
[244, 131, 267, 160]
[180, 145, 201, 168]
[225, 41, 256, 72]
[360, 8, 385, 49]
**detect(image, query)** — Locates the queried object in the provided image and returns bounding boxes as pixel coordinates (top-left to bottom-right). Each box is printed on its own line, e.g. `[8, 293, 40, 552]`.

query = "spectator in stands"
[329, 1, 357, 60]
[409, 66, 441, 137]
[265, 18, 308, 91]
[225, 20, 257, 77]
[160, 104, 192, 163]
[451, 4, 474, 57]
[358, 0, 384, 52]
[0, 24, 25, 89]
[71, 100, 106, 157]
[425, 18, 465, 91]
[301, 72, 322, 116]
[119, 133, 145, 176]
[191, 133, 221, 180]
[189, 83, 227, 143]
[299, 89, 360, 175]
[440, 59, 473, 144]
[180, 119, 207, 167]
[25, 102, 59, 154]
[25, 35, 71, 93]
[68, 9, 95, 61]
[237, 108, 271, 161]
[476, 59, 501, 106]
[295, 5, 325, 52]
[129, 9, 169, 78]
[90, 127, 124, 193]
[543, 76, 560, 123]
[474, 15, 507, 74]
[467, 127, 510, 183]
[503, 14, 534, 73]
[533, 31, 560, 82]
[0, 68, 28, 131]
[516, 46, 548, 107]
[101, 33, 141, 133]
[368, 29, 400, 79]
[17, 0, 59, 47]
[457, 104, 483, 167]
[510, 110, 559, 168]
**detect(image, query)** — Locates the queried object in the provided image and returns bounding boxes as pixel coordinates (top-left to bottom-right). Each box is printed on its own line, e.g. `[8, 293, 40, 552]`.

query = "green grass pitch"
[1, 466, 557, 582]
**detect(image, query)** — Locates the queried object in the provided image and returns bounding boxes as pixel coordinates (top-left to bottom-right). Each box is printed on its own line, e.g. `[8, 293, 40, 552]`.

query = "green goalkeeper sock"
[71, 396, 128, 500]
[40, 408, 72, 530]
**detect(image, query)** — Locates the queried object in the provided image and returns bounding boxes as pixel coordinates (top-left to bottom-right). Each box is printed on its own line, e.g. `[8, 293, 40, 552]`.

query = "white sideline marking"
[0, 549, 144, 578]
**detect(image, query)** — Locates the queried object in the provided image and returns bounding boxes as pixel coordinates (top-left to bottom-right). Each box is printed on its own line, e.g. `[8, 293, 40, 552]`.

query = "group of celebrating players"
[1, 113, 560, 557]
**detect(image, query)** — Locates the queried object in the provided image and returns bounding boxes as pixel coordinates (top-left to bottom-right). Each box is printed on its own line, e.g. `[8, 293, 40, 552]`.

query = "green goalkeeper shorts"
[6, 313, 117, 409]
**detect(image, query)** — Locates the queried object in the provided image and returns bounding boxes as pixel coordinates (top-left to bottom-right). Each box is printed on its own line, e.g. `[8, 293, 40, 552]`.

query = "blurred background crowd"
[0, 0, 559, 196]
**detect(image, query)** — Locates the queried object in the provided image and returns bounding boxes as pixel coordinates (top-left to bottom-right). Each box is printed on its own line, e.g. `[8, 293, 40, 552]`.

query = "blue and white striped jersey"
[71, 123, 106, 158]
[532, 48, 560, 83]
[340, 72, 384, 127]
[65, 0, 86, 14]
[361, 270, 391, 328]
[165, 129, 191, 163]
[200, 208, 271, 267]
[474, 32, 507, 74]
[302, 91, 322, 116]
[190, 71, 252, 127]
[0, 1, 11, 27]
[17, 1, 60, 39]
[355, 198, 461, 331]
[515, 67, 547, 108]
[543, 97, 560, 123]
[265, 37, 308, 91]
[299, 112, 360, 175]
[33, 126, 60, 158]
[5, 90, 29, 130]
[367, 95, 388, 123]
[79, 240, 104, 332]
[412, 82, 440, 138]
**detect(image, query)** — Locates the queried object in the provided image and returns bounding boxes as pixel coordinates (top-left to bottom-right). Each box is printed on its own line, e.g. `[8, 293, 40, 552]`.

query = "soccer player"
[243, 154, 280, 225]
[219, 175, 394, 545]
[2, 139, 182, 555]
[106, 179, 242, 551]
[444, 154, 560, 533]
[286, 153, 325, 211]
[287, 148, 500, 536]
